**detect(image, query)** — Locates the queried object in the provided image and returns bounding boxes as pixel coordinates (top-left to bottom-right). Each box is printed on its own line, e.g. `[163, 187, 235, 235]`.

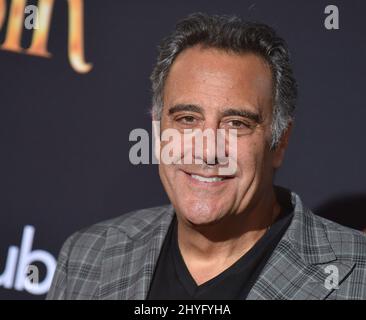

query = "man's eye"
[227, 120, 250, 128]
[177, 116, 196, 124]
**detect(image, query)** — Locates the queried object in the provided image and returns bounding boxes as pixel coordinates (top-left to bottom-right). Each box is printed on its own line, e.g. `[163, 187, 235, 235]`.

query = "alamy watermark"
[24, 5, 39, 30]
[324, 265, 339, 290]
[324, 5, 339, 30]
[24, 264, 39, 291]
[129, 121, 238, 176]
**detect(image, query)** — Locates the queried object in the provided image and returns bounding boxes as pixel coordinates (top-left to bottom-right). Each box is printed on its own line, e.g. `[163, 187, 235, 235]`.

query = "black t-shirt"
[147, 193, 294, 300]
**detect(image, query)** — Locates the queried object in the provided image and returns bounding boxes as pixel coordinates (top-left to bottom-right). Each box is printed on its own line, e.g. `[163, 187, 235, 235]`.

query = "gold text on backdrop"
[0, 0, 92, 73]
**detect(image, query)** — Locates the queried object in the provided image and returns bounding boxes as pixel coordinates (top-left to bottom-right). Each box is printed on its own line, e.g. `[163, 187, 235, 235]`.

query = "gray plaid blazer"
[47, 190, 366, 300]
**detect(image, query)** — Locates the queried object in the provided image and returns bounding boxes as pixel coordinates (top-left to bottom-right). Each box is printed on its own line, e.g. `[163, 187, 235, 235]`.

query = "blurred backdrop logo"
[0, 225, 56, 295]
[0, 0, 92, 73]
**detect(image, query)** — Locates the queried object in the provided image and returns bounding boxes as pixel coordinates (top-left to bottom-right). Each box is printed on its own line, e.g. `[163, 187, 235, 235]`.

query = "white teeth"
[190, 174, 223, 183]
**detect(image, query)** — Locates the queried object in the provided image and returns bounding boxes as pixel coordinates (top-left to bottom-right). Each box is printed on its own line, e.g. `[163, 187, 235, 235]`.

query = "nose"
[190, 121, 228, 166]
[202, 127, 218, 165]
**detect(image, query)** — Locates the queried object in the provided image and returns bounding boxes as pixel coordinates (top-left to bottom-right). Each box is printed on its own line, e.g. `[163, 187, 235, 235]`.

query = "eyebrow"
[168, 104, 262, 124]
[168, 104, 203, 115]
[220, 108, 263, 124]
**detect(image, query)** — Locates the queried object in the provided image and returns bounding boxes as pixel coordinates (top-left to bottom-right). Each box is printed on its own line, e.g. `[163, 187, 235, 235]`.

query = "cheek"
[236, 144, 259, 172]
[159, 163, 175, 182]
[158, 164, 172, 192]
[159, 164, 185, 198]
[235, 140, 270, 180]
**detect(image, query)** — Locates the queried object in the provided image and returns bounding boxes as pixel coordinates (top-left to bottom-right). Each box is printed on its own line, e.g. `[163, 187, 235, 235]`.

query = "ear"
[272, 122, 293, 169]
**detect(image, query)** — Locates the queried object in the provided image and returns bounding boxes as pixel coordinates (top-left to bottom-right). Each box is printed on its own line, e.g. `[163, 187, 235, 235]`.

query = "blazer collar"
[101, 190, 355, 300]
[246, 190, 355, 300]
[100, 205, 175, 299]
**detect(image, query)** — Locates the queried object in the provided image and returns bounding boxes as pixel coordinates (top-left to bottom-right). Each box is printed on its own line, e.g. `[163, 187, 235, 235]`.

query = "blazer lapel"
[98, 193, 355, 300]
[99, 206, 175, 299]
[246, 239, 355, 300]
[247, 192, 355, 300]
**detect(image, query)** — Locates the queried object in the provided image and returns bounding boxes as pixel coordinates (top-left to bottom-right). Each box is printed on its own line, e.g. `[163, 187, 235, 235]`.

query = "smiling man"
[48, 13, 366, 300]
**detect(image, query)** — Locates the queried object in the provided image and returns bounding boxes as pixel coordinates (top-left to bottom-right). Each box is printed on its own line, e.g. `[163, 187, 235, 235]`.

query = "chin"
[178, 200, 224, 226]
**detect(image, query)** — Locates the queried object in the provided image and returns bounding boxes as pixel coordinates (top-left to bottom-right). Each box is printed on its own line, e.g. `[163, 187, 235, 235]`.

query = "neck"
[177, 186, 281, 264]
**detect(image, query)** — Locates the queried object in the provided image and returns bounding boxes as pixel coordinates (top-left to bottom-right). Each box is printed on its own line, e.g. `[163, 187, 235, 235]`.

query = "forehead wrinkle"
[164, 48, 274, 122]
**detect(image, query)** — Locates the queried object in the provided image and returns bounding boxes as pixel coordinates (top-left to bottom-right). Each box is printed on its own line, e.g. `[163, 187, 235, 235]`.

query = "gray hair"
[150, 13, 298, 149]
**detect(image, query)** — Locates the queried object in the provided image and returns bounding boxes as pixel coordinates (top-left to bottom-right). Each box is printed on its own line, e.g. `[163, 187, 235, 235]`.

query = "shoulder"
[65, 204, 173, 254]
[311, 214, 366, 298]
[288, 188, 366, 262]
[314, 213, 366, 260]
[47, 204, 173, 299]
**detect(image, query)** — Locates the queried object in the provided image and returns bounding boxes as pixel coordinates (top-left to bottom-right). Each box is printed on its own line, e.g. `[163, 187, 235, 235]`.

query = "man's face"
[158, 45, 288, 226]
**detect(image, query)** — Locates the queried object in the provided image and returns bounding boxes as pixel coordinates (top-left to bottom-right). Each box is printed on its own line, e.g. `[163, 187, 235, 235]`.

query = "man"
[47, 13, 366, 300]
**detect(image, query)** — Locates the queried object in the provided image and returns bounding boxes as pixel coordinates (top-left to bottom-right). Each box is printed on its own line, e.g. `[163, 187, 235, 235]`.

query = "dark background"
[0, 0, 365, 299]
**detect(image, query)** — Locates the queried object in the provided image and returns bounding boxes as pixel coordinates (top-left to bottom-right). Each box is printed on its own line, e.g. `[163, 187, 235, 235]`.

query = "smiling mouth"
[184, 171, 234, 184]
[190, 174, 224, 183]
